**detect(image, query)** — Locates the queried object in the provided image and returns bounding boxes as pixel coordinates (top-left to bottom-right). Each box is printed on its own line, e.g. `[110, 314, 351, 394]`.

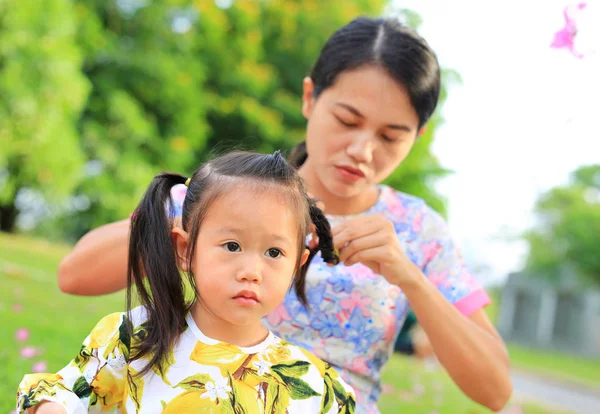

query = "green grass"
[0, 232, 580, 413]
[379, 356, 567, 414]
[509, 344, 600, 390]
[0, 232, 124, 413]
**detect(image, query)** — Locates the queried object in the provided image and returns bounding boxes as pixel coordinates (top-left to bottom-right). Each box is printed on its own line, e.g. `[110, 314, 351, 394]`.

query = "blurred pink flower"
[13, 286, 25, 298]
[412, 383, 425, 397]
[551, 2, 587, 58]
[12, 302, 23, 313]
[15, 328, 29, 342]
[381, 383, 394, 395]
[398, 390, 414, 402]
[20, 346, 37, 359]
[500, 407, 524, 414]
[32, 361, 48, 373]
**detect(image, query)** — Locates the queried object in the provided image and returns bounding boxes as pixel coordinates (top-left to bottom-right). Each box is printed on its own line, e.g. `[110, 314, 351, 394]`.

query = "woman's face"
[301, 65, 420, 202]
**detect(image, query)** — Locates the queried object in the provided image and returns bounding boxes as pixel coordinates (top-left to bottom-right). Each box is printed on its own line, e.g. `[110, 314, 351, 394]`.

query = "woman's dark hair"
[289, 16, 441, 168]
[127, 150, 338, 376]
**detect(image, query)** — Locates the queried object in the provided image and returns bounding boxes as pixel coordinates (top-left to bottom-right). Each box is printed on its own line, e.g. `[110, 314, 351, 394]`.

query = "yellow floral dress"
[16, 307, 356, 413]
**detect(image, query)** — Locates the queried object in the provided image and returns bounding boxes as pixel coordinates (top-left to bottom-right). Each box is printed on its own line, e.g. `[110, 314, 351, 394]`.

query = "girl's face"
[175, 185, 308, 336]
[301, 65, 420, 206]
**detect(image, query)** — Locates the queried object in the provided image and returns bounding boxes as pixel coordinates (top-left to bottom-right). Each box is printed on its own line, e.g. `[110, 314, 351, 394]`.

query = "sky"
[394, 0, 600, 285]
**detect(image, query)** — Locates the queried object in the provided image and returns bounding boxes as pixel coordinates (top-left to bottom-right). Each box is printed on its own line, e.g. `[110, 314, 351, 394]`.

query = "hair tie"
[167, 184, 188, 219]
[185, 177, 191, 187]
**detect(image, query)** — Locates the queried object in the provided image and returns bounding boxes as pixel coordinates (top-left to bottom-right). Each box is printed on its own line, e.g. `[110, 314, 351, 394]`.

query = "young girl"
[17, 151, 355, 413]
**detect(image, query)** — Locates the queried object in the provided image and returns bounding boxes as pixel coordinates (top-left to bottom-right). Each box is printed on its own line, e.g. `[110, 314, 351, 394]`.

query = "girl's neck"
[190, 302, 269, 348]
[298, 161, 379, 216]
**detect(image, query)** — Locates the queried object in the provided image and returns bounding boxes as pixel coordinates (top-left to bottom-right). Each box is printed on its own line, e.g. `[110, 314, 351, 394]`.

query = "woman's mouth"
[335, 165, 366, 182]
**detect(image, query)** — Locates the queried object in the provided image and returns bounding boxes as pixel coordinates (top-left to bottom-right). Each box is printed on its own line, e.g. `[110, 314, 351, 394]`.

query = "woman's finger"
[344, 245, 389, 268]
[337, 232, 389, 264]
[333, 222, 379, 250]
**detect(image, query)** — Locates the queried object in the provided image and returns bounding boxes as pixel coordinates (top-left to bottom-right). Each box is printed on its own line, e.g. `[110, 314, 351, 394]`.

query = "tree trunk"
[0, 203, 18, 232]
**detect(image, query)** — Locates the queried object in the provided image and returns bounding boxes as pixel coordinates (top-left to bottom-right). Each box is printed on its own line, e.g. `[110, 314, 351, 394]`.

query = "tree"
[524, 164, 600, 286]
[58, 0, 391, 238]
[0, 0, 90, 231]
[5, 0, 457, 239]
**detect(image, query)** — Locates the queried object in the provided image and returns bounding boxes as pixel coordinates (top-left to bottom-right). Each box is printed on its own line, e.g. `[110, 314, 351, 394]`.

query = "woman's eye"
[381, 134, 398, 143]
[225, 242, 241, 252]
[335, 115, 357, 128]
[266, 248, 282, 258]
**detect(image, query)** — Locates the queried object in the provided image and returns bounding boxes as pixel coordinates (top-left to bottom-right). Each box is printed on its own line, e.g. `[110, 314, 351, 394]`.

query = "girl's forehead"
[200, 187, 304, 241]
[205, 183, 305, 218]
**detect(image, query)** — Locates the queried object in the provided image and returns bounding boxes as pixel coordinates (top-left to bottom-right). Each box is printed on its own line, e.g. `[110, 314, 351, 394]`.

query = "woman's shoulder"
[379, 185, 443, 222]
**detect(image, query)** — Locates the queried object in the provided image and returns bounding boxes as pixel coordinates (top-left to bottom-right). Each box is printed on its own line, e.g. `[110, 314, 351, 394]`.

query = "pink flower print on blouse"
[412, 210, 423, 233]
[427, 270, 450, 288]
[345, 264, 375, 282]
[340, 290, 373, 317]
[421, 240, 442, 265]
[350, 356, 369, 375]
[380, 312, 398, 342]
[265, 303, 292, 326]
[386, 194, 406, 217]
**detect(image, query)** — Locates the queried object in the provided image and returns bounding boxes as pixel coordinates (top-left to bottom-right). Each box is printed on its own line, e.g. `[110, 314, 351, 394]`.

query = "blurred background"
[1, 0, 599, 412]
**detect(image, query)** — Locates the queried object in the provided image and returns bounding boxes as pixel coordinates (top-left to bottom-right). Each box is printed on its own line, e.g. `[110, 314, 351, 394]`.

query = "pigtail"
[308, 202, 340, 266]
[294, 200, 339, 307]
[127, 172, 189, 376]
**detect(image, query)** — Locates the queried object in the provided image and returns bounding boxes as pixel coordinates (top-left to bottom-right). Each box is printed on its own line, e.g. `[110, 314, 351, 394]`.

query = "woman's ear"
[171, 227, 190, 271]
[302, 76, 316, 119]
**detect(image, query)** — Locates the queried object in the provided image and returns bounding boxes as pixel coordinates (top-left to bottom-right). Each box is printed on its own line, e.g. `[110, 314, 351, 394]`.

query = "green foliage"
[524, 164, 600, 285]
[2, 0, 456, 237]
[0, 0, 90, 230]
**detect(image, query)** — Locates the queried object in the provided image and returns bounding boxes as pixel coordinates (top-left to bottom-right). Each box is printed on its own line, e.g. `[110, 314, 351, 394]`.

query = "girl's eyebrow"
[334, 102, 413, 132]
[215, 227, 293, 248]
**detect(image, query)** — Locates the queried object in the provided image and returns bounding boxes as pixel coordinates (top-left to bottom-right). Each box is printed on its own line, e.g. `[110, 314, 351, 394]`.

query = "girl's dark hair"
[289, 16, 441, 168]
[127, 151, 338, 376]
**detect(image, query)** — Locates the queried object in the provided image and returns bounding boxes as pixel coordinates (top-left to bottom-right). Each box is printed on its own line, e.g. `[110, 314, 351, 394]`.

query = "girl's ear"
[171, 227, 190, 271]
[300, 248, 310, 267]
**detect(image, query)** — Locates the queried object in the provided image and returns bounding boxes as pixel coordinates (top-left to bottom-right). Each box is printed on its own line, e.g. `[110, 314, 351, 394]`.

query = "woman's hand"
[332, 214, 416, 287]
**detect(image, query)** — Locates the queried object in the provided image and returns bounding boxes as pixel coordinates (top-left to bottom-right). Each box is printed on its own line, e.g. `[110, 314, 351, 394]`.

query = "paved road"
[511, 371, 600, 414]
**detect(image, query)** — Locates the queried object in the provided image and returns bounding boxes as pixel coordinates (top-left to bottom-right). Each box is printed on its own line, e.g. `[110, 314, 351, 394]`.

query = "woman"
[58, 17, 512, 413]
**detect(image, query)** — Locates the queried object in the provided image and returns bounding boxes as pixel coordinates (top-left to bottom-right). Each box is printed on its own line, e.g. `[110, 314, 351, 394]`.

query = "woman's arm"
[333, 214, 512, 411]
[401, 274, 511, 411]
[58, 219, 130, 295]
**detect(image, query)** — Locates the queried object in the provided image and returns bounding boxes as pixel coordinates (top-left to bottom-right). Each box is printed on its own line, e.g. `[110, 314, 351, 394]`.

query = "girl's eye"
[225, 242, 241, 252]
[266, 248, 282, 258]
